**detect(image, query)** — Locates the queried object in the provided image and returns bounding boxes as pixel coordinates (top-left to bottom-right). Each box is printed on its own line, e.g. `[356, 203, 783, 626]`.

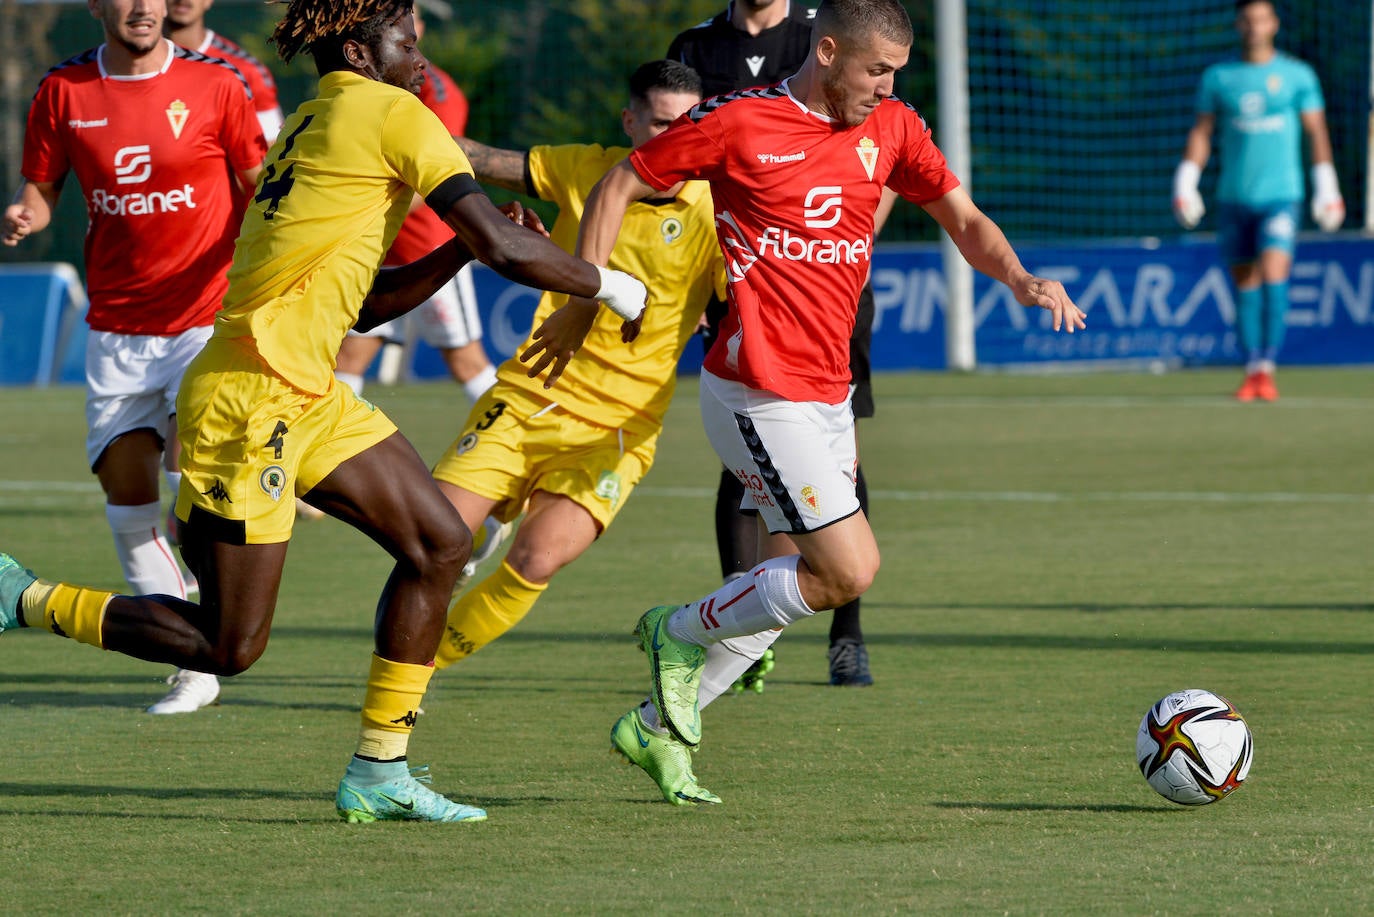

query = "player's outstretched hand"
[1016, 275, 1086, 333]
[521, 298, 599, 388]
[2, 204, 34, 247]
[497, 200, 549, 237]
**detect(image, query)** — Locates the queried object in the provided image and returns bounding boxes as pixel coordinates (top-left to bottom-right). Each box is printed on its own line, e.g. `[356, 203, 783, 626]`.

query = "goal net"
[962, 0, 1369, 241]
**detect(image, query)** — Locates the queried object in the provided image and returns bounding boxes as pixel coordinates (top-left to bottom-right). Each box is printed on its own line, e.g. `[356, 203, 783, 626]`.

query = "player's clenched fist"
[2, 205, 34, 246]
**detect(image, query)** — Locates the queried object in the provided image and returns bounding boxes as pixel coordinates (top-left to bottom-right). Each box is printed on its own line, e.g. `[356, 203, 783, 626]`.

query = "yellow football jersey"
[498, 143, 724, 437]
[215, 70, 475, 394]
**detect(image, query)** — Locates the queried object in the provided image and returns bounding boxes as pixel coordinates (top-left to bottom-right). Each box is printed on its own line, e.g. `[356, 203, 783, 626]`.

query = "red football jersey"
[630, 82, 960, 403]
[22, 41, 267, 335]
[384, 64, 470, 265]
[197, 30, 283, 139]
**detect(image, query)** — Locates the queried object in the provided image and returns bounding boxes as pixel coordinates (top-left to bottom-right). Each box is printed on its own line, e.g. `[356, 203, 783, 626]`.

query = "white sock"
[106, 501, 187, 598]
[336, 371, 365, 396]
[666, 555, 814, 645]
[462, 364, 498, 403]
[698, 631, 783, 708]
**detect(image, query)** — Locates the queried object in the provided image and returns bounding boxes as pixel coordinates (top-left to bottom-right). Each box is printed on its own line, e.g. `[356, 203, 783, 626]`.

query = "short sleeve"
[885, 106, 961, 206]
[381, 92, 474, 199]
[21, 79, 69, 184]
[629, 112, 726, 190]
[1294, 62, 1325, 113]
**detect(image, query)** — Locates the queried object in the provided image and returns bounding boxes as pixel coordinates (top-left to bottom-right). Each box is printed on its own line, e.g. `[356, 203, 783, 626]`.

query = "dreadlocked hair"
[270, 0, 413, 64]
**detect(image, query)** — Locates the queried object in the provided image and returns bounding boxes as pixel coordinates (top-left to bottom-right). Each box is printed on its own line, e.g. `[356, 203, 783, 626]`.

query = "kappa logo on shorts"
[595, 471, 623, 507]
[799, 485, 821, 516]
[260, 465, 287, 502]
[202, 480, 232, 503]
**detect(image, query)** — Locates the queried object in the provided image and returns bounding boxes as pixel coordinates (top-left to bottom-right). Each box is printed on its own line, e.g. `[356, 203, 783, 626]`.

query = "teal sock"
[1260, 281, 1290, 360]
[344, 755, 408, 787]
[1235, 286, 1262, 360]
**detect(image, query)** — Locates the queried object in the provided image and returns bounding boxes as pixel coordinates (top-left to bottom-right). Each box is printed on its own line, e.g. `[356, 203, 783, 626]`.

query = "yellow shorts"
[431, 384, 657, 533]
[174, 338, 397, 544]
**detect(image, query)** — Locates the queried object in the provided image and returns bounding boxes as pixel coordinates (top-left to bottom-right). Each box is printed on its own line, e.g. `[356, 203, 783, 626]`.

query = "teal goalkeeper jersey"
[1197, 52, 1324, 206]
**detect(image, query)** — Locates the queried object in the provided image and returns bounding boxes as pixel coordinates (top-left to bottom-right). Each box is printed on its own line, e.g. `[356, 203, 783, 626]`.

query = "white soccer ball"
[1136, 688, 1253, 806]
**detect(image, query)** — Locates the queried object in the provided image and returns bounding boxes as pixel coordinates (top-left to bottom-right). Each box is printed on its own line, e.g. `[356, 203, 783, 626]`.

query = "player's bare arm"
[455, 136, 531, 195]
[520, 158, 656, 387]
[359, 201, 546, 330]
[923, 186, 1085, 333]
[2, 180, 59, 247]
[438, 184, 646, 344]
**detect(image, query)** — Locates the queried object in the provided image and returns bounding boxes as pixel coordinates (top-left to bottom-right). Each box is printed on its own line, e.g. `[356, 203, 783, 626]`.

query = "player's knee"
[208, 634, 268, 676]
[407, 513, 471, 582]
[502, 542, 559, 585]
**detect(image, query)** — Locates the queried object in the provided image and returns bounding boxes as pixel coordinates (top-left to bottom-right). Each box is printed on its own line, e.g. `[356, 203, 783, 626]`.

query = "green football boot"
[634, 605, 704, 746]
[0, 554, 37, 633]
[611, 707, 721, 807]
[336, 763, 487, 824]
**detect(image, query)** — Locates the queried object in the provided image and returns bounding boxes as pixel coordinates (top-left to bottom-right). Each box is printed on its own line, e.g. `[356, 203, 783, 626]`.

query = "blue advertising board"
[414, 234, 1374, 378]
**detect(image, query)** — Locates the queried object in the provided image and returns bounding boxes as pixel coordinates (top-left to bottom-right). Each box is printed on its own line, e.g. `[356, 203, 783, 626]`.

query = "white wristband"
[594, 265, 646, 322]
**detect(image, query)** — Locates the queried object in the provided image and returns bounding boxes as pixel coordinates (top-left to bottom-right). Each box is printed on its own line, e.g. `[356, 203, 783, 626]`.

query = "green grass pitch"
[1, 367, 1371, 913]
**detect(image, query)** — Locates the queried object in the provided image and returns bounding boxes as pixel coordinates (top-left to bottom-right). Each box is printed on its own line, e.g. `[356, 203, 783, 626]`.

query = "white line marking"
[634, 486, 1373, 505]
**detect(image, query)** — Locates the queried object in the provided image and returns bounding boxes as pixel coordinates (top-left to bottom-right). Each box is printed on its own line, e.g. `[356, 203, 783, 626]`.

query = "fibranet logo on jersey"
[92, 145, 198, 215]
[753, 186, 870, 265]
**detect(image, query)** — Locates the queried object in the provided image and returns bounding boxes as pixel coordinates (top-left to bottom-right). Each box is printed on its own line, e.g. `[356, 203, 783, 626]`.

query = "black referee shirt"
[666, 3, 817, 99]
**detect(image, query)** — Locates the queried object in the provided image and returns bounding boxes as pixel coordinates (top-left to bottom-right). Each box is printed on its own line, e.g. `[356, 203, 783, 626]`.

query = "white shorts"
[349, 264, 482, 349]
[699, 370, 860, 535]
[84, 325, 213, 468]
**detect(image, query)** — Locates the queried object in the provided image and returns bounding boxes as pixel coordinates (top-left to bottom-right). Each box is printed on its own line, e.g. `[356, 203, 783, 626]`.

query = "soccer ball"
[1136, 688, 1253, 806]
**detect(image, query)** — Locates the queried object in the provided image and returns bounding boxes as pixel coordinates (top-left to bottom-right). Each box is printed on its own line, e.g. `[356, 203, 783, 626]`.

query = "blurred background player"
[428, 64, 721, 794]
[668, 0, 878, 687]
[2, 0, 267, 714]
[334, 7, 496, 408]
[547, 0, 1085, 805]
[0, 0, 648, 824]
[164, 0, 284, 141]
[1172, 0, 1343, 402]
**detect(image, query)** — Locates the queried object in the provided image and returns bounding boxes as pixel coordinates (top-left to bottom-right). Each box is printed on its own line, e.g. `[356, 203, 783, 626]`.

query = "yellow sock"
[357, 653, 435, 761]
[23, 580, 113, 648]
[435, 561, 546, 668]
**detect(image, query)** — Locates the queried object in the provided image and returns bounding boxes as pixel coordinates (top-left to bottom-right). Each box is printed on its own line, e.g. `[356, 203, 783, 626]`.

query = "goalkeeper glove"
[594, 265, 647, 321]
[1172, 160, 1205, 230]
[1310, 162, 1345, 232]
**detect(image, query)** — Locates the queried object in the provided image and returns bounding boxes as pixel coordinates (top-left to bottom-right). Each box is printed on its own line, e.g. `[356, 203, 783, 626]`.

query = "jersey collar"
[98, 38, 175, 81]
[780, 77, 835, 124]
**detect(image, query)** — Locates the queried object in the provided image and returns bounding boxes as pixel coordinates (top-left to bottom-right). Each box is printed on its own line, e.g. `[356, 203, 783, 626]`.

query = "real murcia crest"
[855, 137, 879, 181]
[166, 99, 189, 139]
[745, 55, 766, 77]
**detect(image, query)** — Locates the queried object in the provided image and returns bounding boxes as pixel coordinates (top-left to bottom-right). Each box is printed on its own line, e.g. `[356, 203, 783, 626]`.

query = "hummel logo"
[756, 151, 806, 165]
[390, 710, 419, 728]
[745, 55, 765, 77]
[203, 480, 231, 502]
[378, 793, 415, 812]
